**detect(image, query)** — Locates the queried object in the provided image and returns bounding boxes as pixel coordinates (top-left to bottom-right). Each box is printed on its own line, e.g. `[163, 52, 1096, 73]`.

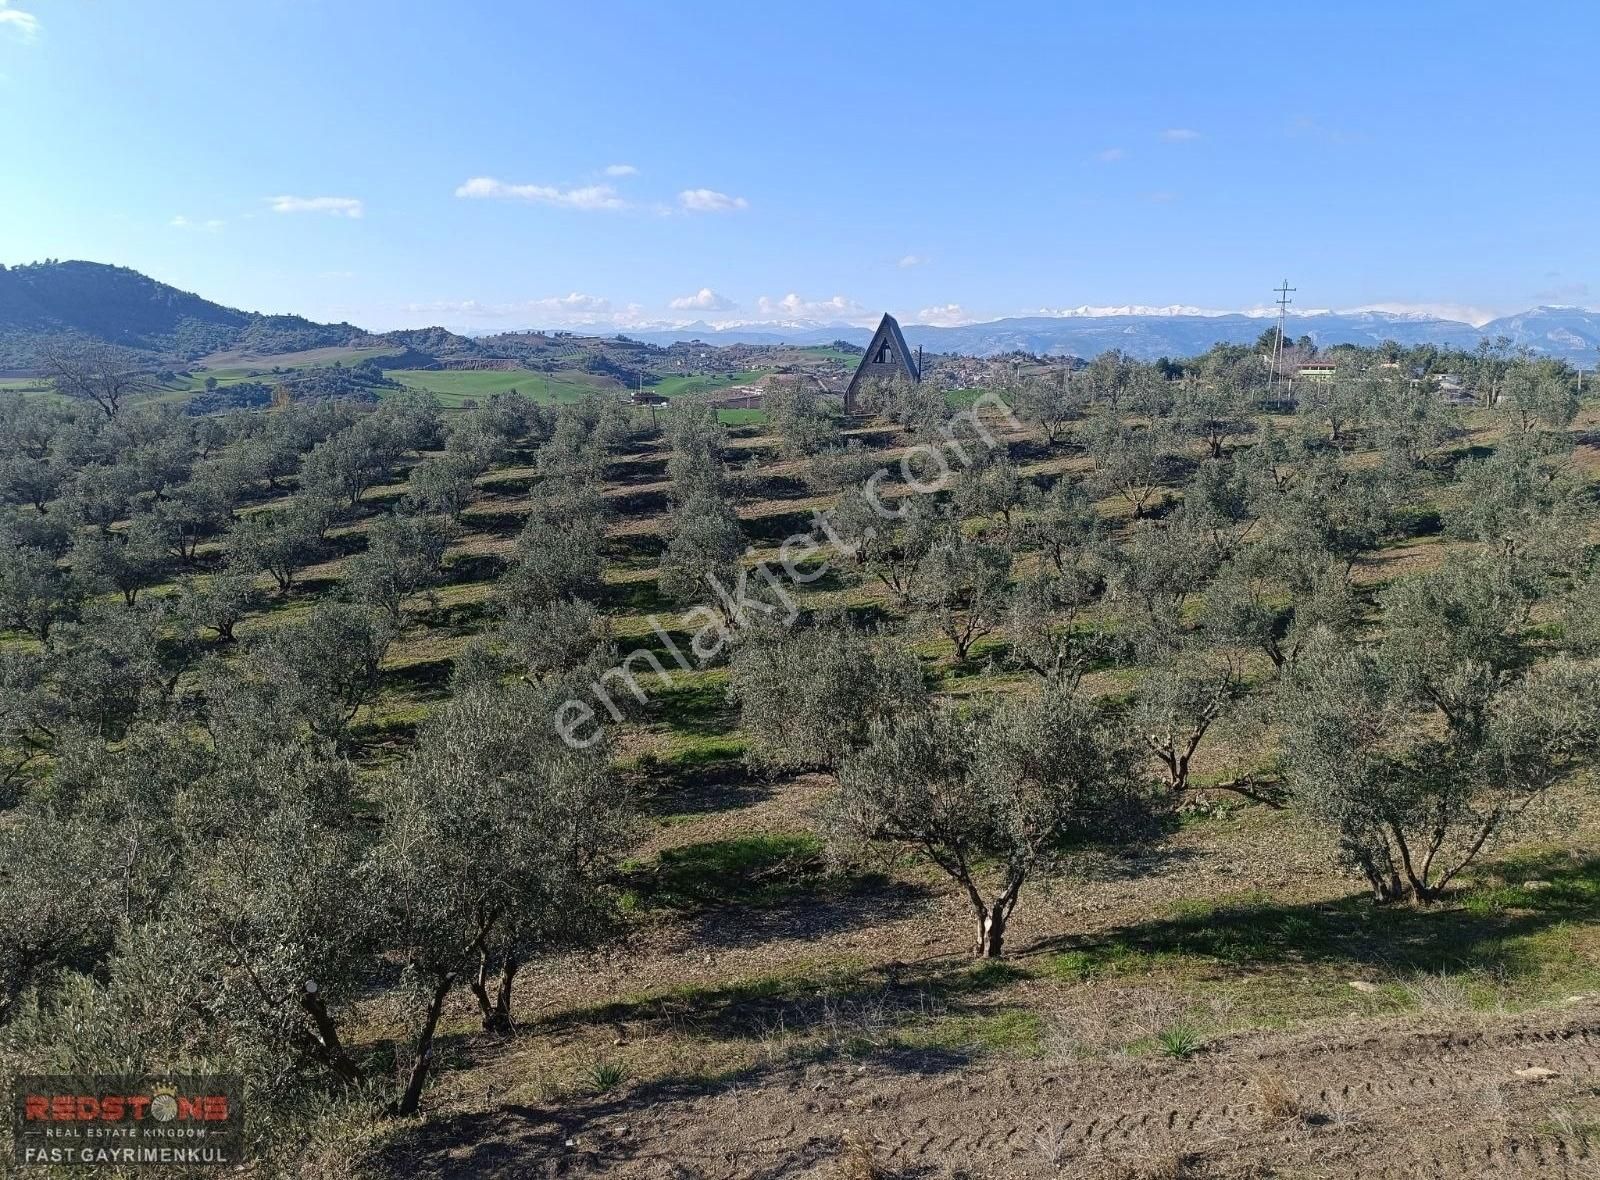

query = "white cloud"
[0, 2, 39, 40]
[1161, 128, 1202, 142]
[603, 163, 639, 177]
[268, 195, 364, 218]
[669, 287, 736, 312]
[897, 254, 927, 269]
[678, 188, 748, 213]
[1096, 148, 1126, 163]
[170, 215, 225, 232]
[755, 293, 869, 323]
[533, 292, 613, 314]
[454, 177, 627, 211]
[916, 304, 973, 327]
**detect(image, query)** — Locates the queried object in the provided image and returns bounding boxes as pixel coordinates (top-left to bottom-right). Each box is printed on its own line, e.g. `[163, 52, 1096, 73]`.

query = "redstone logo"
[11, 1075, 245, 1168]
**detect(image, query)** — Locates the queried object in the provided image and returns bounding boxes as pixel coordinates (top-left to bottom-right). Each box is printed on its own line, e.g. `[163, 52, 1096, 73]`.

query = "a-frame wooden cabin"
[844, 313, 920, 413]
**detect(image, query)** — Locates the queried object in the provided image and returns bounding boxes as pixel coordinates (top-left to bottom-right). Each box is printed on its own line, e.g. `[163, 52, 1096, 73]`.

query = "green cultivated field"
[386, 368, 607, 407]
[651, 369, 768, 398]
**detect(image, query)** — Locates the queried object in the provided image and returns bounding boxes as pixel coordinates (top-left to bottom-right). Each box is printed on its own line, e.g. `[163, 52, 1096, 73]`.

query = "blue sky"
[3, 0, 1596, 332]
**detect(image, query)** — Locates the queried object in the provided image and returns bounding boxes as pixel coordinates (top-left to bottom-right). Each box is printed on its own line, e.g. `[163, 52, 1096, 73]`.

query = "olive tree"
[1008, 372, 1082, 446]
[227, 501, 325, 595]
[764, 382, 840, 458]
[1087, 415, 1177, 521]
[1280, 555, 1597, 903]
[1106, 511, 1220, 651]
[405, 450, 482, 521]
[1174, 375, 1255, 459]
[728, 619, 928, 772]
[826, 484, 942, 607]
[346, 512, 455, 625]
[1004, 572, 1105, 683]
[949, 448, 1026, 537]
[1019, 475, 1107, 577]
[0, 790, 138, 1022]
[658, 490, 745, 622]
[832, 683, 1140, 957]
[499, 596, 614, 682]
[248, 602, 393, 748]
[1131, 642, 1253, 801]
[500, 482, 608, 611]
[1447, 438, 1587, 570]
[372, 680, 629, 1110]
[1296, 374, 1367, 448]
[912, 525, 1013, 664]
[176, 569, 261, 643]
[1498, 360, 1579, 438]
[69, 515, 169, 606]
[0, 539, 79, 640]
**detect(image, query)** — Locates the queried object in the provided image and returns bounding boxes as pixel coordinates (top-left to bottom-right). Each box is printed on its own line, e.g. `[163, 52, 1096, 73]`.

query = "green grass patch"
[1041, 854, 1600, 1028]
[620, 832, 839, 910]
[899, 1008, 1044, 1055]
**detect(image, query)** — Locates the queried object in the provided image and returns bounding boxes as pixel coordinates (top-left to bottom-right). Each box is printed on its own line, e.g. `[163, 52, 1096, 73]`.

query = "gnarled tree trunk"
[389, 972, 455, 1117]
[470, 951, 519, 1034]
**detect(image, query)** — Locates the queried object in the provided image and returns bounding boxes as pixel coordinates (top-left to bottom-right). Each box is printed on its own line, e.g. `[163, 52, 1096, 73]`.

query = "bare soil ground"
[375, 1004, 1600, 1179]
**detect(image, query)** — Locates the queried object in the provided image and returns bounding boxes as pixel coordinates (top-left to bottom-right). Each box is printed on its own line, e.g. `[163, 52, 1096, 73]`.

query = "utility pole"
[638, 370, 659, 434]
[1269, 279, 1295, 410]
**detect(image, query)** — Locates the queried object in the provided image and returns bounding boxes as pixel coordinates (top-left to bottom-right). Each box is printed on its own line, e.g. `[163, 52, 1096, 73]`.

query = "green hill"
[0, 259, 366, 367]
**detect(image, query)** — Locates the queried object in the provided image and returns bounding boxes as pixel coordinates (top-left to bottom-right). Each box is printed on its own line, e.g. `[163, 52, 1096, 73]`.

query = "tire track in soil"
[600, 1006, 1600, 1179]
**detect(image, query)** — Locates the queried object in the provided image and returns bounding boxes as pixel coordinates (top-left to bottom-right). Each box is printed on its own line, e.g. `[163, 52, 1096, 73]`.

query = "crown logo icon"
[149, 1083, 179, 1123]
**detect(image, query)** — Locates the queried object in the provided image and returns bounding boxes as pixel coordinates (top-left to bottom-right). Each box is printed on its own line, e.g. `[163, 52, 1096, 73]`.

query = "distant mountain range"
[626, 307, 1600, 363]
[5, 260, 1600, 370]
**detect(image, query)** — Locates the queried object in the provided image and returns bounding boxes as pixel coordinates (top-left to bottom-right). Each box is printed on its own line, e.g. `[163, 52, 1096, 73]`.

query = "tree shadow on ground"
[604, 531, 666, 567]
[601, 577, 675, 615]
[637, 754, 773, 818]
[620, 832, 836, 909]
[456, 506, 527, 537]
[678, 879, 935, 955]
[738, 473, 813, 502]
[535, 955, 1028, 1050]
[631, 669, 726, 727]
[368, 1047, 959, 1179]
[475, 470, 538, 497]
[603, 456, 668, 487]
[1016, 850, 1600, 979]
[412, 595, 496, 633]
[440, 552, 504, 588]
[381, 654, 455, 699]
[608, 488, 669, 518]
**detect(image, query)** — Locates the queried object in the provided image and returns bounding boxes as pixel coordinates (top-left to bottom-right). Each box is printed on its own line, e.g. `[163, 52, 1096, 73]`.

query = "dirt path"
[374, 1003, 1600, 1178]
